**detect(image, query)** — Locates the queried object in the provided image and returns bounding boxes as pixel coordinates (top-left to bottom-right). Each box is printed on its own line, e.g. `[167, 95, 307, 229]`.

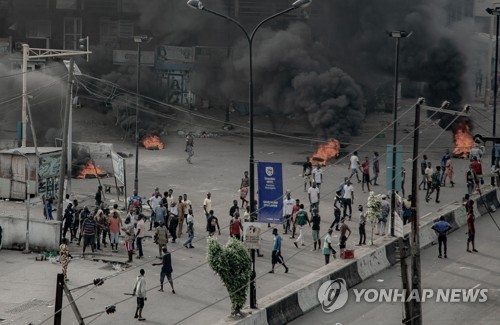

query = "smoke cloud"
[133, 0, 477, 138]
[0, 58, 67, 145]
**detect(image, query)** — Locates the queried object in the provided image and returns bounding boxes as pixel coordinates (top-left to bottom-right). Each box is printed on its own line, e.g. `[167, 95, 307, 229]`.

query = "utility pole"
[409, 99, 422, 325]
[67, 73, 74, 195]
[21, 44, 29, 147]
[56, 59, 74, 228]
[54, 273, 64, 325]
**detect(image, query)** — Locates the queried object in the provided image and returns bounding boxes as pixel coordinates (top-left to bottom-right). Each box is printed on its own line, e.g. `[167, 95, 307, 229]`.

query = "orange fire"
[141, 134, 165, 150]
[76, 161, 109, 179]
[310, 139, 340, 165]
[453, 121, 474, 158]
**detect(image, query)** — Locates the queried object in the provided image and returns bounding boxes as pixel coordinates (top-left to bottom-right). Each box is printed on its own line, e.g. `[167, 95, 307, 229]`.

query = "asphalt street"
[0, 100, 496, 324]
[291, 209, 500, 325]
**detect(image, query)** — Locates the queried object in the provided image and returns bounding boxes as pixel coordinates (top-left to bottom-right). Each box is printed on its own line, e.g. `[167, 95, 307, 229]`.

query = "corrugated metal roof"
[0, 147, 61, 155]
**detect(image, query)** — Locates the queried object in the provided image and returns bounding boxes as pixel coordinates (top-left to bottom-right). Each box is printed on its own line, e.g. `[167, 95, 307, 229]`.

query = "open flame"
[76, 161, 109, 179]
[310, 139, 340, 165]
[452, 121, 474, 159]
[141, 134, 165, 150]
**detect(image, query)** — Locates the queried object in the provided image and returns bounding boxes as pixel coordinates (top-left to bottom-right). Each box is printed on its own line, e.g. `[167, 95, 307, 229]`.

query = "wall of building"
[0, 215, 61, 251]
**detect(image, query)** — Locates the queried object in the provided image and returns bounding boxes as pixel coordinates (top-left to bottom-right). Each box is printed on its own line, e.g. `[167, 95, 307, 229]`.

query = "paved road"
[291, 210, 500, 325]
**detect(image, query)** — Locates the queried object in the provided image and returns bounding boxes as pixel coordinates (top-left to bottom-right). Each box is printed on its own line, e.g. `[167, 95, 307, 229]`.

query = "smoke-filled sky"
[106, 0, 478, 139]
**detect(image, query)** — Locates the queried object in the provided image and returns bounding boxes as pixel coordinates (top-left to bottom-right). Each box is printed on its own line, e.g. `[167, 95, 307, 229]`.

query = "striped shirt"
[82, 219, 96, 236]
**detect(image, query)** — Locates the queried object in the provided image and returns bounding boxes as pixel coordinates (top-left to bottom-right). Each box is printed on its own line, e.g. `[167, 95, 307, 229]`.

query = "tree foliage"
[207, 237, 252, 315]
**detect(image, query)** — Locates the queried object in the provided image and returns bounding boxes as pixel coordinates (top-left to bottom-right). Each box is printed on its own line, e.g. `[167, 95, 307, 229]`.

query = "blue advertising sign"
[257, 162, 284, 224]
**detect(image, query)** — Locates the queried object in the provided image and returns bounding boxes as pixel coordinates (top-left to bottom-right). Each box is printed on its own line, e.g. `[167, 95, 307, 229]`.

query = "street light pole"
[133, 35, 149, 194]
[486, 7, 500, 185]
[387, 30, 411, 236]
[13, 150, 31, 253]
[187, 0, 312, 309]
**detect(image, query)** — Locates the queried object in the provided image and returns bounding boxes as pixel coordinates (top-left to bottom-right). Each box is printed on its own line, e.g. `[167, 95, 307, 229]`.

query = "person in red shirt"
[108, 211, 122, 252]
[229, 212, 243, 240]
[361, 156, 371, 192]
[470, 157, 483, 188]
[467, 210, 478, 253]
[290, 199, 301, 239]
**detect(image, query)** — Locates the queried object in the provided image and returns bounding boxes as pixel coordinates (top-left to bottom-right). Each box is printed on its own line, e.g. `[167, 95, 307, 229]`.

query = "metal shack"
[0, 147, 62, 200]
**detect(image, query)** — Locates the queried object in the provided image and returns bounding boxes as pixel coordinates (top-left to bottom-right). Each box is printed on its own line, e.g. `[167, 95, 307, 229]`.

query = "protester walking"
[443, 157, 455, 187]
[313, 165, 323, 189]
[308, 182, 320, 212]
[229, 212, 243, 240]
[269, 228, 289, 273]
[152, 247, 176, 294]
[123, 216, 135, 263]
[339, 217, 351, 254]
[59, 238, 70, 282]
[303, 156, 313, 192]
[108, 210, 122, 252]
[361, 156, 371, 192]
[240, 171, 249, 208]
[342, 180, 354, 219]
[467, 207, 478, 253]
[357, 205, 366, 245]
[168, 208, 179, 243]
[185, 132, 194, 164]
[82, 214, 97, 256]
[323, 228, 337, 264]
[426, 166, 441, 203]
[184, 210, 195, 248]
[419, 155, 428, 190]
[136, 214, 145, 258]
[431, 216, 452, 258]
[203, 193, 212, 217]
[154, 221, 169, 258]
[283, 192, 294, 234]
[330, 191, 342, 231]
[207, 210, 221, 236]
[290, 199, 301, 239]
[348, 151, 361, 183]
[132, 269, 147, 321]
[293, 204, 310, 247]
[311, 208, 321, 251]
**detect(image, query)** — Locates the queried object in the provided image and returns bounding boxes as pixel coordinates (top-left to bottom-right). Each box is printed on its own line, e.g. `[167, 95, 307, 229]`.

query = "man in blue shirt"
[431, 216, 452, 258]
[152, 247, 175, 294]
[269, 228, 289, 274]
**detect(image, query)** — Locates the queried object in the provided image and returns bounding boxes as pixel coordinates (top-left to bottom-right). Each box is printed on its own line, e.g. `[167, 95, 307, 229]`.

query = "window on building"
[100, 18, 134, 44]
[26, 20, 51, 39]
[63, 17, 82, 50]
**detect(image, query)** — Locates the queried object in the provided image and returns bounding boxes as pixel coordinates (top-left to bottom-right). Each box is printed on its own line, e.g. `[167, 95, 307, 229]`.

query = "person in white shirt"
[283, 192, 295, 234]
[135, 215, 145, 258]
[308, 182, 321, 212]
[132, 269, 147, 321]
[203, 193, 212, 217]
[342, 180, 354, 219]
[147, 193, 162, 230]
[348, 151, 361, 183]
[313, 165, 323, 189]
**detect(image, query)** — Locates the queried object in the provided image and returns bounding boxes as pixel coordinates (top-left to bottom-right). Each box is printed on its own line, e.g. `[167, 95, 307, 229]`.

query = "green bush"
[207, 237, 252, 315]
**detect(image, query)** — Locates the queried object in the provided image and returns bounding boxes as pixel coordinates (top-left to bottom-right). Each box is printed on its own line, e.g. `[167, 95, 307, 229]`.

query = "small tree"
[365, 191, 382, 245]
[207, 237, 252, 316]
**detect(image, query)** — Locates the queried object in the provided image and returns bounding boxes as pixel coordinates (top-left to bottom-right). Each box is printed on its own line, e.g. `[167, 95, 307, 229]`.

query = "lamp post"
[387, 30, 411, 236]
[133, 35, 150, 195]
[486, 7, 500, 185]
[187, 0, 312, 308]
[13, 150, 31, 253]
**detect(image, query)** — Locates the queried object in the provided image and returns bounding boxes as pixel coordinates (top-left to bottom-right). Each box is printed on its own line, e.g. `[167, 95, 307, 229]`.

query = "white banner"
[111, 151, 125, 185]
[243, 222, 261, 250]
